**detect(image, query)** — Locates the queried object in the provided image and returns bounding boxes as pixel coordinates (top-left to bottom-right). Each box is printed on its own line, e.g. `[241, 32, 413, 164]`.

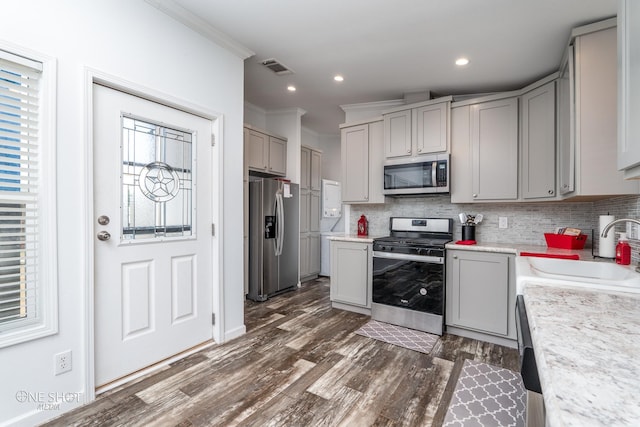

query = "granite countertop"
[445, 241, 594, 260]
[521, 283, 640, 426]
[326, 234, 377, 243]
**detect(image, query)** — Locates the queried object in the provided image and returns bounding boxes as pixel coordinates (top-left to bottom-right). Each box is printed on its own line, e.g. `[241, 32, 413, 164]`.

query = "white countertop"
[521, 283, 640, 426]
[445, 241, 593, 259]
[465, 242, 640, 425]
[326, 233, 377, 243]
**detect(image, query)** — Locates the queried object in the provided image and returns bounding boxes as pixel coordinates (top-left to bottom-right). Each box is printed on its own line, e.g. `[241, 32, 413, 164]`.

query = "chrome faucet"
[601, 218, 640, 237]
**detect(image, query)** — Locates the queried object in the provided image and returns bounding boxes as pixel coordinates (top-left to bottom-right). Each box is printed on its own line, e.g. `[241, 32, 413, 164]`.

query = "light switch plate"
[499, 217, 508, 229]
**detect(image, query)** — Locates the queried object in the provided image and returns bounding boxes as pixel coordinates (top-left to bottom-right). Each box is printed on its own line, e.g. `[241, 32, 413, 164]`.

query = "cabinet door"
[558, 50, 575, 195]
[447, 251, 510, 336]
[330, 241, 369, 307]
[341, 124, 369, 202]
[309, 234, 320, 275]
[300, 147, 310, 190]
[619, 0, 640, 172]
[521, 81, 556, 199]
[415, 102, 448, 154]
[300, 234, 310, 278]
[246, 129, 268, 171]
[310, 150, 322, 191]
[471, 98, 518, 200]
[268, 136, 287, 176]
[299, 190, 310, 233]
[310, 192, 320, 233]
[384, 109, 412, 158]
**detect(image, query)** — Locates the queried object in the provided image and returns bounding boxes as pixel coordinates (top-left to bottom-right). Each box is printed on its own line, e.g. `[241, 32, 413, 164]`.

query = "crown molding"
[145, 0, 254, 60]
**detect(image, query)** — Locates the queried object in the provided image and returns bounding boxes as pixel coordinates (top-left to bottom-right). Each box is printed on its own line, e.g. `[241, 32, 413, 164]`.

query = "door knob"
[97, 215, 110, 225]
[97, 231, 111, 241]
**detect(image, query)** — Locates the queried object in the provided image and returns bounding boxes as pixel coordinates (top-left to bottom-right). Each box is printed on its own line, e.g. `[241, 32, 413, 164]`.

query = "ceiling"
[169, 0, 616, 135]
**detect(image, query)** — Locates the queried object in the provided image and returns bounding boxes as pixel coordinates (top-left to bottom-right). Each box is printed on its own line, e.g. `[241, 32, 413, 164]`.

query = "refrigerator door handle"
[274, 191, 285, 256]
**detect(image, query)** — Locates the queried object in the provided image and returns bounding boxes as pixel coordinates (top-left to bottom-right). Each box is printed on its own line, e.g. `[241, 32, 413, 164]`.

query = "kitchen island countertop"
[520, 282, 640, 426]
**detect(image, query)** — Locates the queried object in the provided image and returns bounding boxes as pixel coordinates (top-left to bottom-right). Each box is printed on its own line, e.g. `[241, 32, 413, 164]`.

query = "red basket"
[544, 233, 587, 250]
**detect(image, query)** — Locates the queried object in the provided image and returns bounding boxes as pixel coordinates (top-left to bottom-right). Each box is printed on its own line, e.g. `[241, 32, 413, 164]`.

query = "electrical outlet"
[54, 350, 72, 375]
[499, 217, 508, 229]
[627, 222, 639, 240]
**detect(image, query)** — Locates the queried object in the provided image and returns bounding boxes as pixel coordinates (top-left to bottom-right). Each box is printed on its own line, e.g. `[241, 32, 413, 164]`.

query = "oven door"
[372, 251, 444, 314]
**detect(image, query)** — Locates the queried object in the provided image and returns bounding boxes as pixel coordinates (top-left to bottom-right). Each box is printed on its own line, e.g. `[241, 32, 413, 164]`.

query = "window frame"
[0, 42, 57, 348]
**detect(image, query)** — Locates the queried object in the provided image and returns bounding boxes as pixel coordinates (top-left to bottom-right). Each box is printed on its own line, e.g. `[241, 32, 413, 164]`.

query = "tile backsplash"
[349, 195, 640, 260]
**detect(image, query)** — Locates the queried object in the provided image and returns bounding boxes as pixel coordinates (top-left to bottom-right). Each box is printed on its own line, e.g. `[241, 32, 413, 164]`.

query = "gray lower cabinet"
[330, 240, 371, 314]
[446, 249, 516, 342]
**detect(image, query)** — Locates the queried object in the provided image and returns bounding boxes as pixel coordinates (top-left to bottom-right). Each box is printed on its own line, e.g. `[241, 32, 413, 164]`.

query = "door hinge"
[212, 223, 215, 236]
[211, 134, 215, 146]
[212, 313, 215, 325]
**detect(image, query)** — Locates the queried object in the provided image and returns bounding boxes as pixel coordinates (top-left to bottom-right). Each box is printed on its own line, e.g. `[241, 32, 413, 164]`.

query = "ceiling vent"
[261, 58, 294, 75]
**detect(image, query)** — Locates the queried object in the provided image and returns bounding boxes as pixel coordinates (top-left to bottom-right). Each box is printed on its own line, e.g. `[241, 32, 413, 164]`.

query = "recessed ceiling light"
[287, 85, 296, 92]
[455, 57, 470, 66]
[334, 75, 344, 82]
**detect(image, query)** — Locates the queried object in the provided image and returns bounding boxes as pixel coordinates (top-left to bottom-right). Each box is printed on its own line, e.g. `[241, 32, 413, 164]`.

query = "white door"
[93, 84, 214, 387]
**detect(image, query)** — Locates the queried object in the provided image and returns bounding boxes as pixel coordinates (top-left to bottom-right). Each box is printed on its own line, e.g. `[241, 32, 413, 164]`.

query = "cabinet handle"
[417, 148, 422, 152]
[407, 149, 411, 153]
[473, 194, 477, 198]
[364, 196, 368, 200]
[548, 189, 554, 195]
[453, 255, 458, 259]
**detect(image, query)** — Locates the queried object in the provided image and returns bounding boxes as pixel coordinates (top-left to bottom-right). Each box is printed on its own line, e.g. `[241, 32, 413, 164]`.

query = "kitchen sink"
[515, 256, 640, 294]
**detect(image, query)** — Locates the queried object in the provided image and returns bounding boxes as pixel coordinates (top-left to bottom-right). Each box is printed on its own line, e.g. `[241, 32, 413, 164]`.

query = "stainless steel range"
[372, 217, 453, 335]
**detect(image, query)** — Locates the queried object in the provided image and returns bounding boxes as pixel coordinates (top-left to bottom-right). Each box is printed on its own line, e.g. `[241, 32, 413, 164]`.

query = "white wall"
[0, 1, 245, 425]
[266, 108, 306, 183]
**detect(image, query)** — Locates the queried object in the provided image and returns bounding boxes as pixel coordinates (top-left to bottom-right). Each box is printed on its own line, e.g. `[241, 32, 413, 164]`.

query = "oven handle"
[372, 251, 444, 264]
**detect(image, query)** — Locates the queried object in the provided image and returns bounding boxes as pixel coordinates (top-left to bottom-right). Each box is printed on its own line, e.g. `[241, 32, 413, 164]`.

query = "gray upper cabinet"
[244, 127, 287, 177]
[618, 0, 640, 177]
[383, 97, 451, 159]
[384, 109, 412, 158]
[340, 119, 385, 204]
[452, 95, 519, 203]
[521, 81, 556, 199]
[558, 50, 575, 195]
[560, 20, 638, 197]
[471, 97, 519, 201]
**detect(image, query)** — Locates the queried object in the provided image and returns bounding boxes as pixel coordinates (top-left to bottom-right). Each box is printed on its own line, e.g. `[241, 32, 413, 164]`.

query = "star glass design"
[138, 161, 181, 202]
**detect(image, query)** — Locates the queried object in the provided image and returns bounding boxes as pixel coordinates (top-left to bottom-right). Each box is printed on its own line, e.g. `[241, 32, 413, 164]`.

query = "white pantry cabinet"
[340, 119, 385, 204]
[618, 0, 640, 178]
[383, 97, 451, 159]
[446, 249, 516, 342]
[330, 240, 372, 314]
[300, 146, 322, 281]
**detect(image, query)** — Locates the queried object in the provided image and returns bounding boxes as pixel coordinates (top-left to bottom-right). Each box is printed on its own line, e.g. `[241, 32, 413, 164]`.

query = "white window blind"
[0, 53, 42, 332]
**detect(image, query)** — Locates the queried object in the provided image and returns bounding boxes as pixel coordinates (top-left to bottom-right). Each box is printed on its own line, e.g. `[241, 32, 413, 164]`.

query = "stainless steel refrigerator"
[248, 178, 299, 301]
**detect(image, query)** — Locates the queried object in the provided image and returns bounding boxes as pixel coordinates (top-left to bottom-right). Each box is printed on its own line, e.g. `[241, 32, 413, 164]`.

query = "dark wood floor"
[44, 277, 519, 427]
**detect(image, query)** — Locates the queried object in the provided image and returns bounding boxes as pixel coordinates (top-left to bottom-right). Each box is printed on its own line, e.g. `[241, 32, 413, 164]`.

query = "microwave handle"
[432, 161, 437, 186]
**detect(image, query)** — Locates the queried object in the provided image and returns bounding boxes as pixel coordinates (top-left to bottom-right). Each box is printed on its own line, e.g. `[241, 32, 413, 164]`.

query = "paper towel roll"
[599, 215, 616, 258]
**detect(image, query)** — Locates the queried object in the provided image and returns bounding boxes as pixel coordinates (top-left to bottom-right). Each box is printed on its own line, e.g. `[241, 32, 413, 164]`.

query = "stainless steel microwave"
[383, 154, 449, 196]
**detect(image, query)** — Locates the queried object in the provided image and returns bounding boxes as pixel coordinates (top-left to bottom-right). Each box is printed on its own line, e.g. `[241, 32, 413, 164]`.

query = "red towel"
[455, 240, 477, 245]
[519, 252, 580, 260]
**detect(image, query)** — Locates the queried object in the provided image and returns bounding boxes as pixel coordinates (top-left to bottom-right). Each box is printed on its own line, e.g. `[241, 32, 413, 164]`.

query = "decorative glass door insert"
[121, 115, 194, 241]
